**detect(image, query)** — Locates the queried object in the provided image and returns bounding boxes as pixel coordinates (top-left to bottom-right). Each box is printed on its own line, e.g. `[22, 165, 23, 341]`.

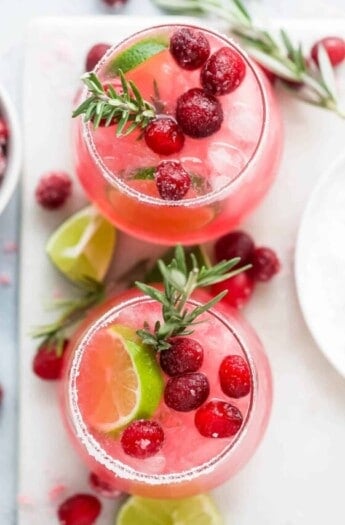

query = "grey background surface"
[1, 0, 345, 523]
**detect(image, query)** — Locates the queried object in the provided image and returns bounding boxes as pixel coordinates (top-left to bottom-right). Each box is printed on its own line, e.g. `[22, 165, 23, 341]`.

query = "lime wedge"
[116, 495, 224, 525]
[77, 325, 164, 433]
[46, 206, 116, 283]
[107, 36, 169, 75]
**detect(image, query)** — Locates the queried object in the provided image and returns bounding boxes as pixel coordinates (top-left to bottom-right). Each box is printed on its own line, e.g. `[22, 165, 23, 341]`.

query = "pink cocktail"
[74, 24, 283, 245]
[61, 288, 272, 498]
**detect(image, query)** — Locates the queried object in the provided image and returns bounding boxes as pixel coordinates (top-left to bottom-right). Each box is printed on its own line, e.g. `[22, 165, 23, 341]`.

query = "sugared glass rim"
[68, 295, 258, 486]
[81, 23, 268, 208]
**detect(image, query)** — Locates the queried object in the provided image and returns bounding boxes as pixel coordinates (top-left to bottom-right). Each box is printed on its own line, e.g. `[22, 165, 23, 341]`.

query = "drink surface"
[73, 297, 252, 476]
[75, 24, 283, 245]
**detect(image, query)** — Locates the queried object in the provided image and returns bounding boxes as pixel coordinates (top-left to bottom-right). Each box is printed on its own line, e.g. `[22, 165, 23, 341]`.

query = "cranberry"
[0, 118, 8, 145]
[85, 43, 111, 71]
[32, 340, 68, 380]
[0, 384, 3, 406]
[195, 399, 243, 438]
[0, 150, 6, 178]
[121, 420, 164, 459]
[219, 355, 251, 398]
[102, 0, 127, 6]
[311, 36, 345, 67]
[201, 47, 246, 96]
[211, 273, 255, 309]
[35, 172, 72, 210]
[170, 28, 210, 70]
[89, 472, 123, 499]
[164, 373, 209, 412]
[144, 117, 185, 155]
[249, 247, 280, 282]
[176, 88, 223, 138]
[214, 231, 255, 265]
[58, 494, 101, 525]
[155, 160, 191, 200]
[160, 337, 204, 376]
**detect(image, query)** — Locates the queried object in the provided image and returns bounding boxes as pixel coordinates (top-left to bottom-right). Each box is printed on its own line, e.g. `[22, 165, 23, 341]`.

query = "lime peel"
[107, 36, 169, 75]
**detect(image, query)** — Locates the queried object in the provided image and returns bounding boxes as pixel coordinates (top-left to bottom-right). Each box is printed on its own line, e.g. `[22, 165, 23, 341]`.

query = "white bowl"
[0, 82, 21, 215]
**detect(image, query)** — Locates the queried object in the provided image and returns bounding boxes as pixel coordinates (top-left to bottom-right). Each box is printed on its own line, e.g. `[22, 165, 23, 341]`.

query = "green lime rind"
[46, 206, 116, 284]
[107, 36, 169, 75]
[116, 495, 224, 525]
[109, 325, 164, 429]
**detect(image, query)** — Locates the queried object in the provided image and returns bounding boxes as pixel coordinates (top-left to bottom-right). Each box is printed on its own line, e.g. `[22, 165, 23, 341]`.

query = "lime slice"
[46, 206, 116, 283]
[107, 36, 169, 75]
[116, 495, 224, 525]
[77, 325, 164, 433]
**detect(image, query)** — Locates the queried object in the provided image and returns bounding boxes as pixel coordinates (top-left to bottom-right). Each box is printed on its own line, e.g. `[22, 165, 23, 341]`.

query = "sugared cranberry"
[214, 231, 255, 265]
[160, 337, 204, 376]
[85, 43, 111, 71]
[219, 355, 251, 398]
[249, 247, 280, 282]
[58, 494, 101, 525]
[164, 373, 209, 412]
[201, 47, 246, 96]
[0, 150, 6, 177]
[32, 340, 68, 380]
[195, 400, 243, 438]
[89, 472, 123, 499]
[121, 420, 164, 459]
[0, 118, 8, 144]
[155, 160, 191, 200]
[176, 88, 223, 138]
[311, 36, 345, 67]
[170, 28, 210, 70]
[211, 273, 255, 309]
[35, 172, 72, 210]
[144, 117, 185, 155]
[102, 0, 127, 6]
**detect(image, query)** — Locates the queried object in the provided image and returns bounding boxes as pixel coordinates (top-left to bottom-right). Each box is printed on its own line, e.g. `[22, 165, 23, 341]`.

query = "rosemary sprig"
[31, 278, 105, 349]
[72, 70, 157, 136]
[135, 245, 250, 351]
[153, 0, 345, 118]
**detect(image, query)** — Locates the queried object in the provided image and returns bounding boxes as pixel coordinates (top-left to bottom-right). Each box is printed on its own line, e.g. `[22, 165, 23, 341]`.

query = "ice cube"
[208, 142, 246, 190]
[227, 102, 261, 150]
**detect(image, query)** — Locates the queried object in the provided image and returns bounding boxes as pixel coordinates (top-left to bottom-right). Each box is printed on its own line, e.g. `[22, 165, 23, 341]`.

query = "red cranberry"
[201, 47, 246, 96]
[35, 172, 72, 210]
[144, 117, 185, 155]
[32, 340, 68, 380]
[89, 472, 123, 499]
[121, 420, 164, 459]
[211, 273, 255, 309]
[0, 118, 8, 145]
[176, 88, 223, 138]
[0, 384, 3, 406]
[214, 231, 255, 265]
[102, 0, 127, 6]
[170, 28, 210, 70]
[85, 43, 111, 71]
[160, 337, 204, 376]
[195, 400, 243, 438]
[155, 160, 191, 200]
[249, 247, 280, 282]
[164, 373, 210, 412]
[311, 36, 345, 66]
[58, 494, 101, 525]
[219, 355, 251, 398]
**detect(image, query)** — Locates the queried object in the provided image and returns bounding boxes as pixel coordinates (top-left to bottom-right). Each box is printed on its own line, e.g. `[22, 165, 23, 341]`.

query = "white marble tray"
[20, 16, 345, 525]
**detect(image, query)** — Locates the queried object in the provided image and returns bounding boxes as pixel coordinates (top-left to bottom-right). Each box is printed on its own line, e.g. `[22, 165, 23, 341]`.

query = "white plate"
[295, 153, 345, 377]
